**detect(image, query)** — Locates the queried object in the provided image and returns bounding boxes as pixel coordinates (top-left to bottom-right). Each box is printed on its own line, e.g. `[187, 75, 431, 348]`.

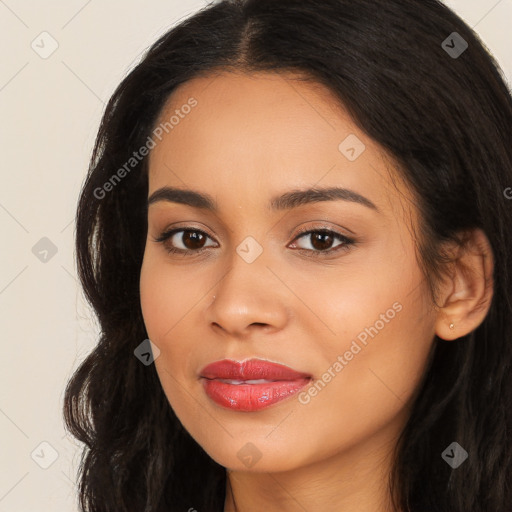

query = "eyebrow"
[147, 185, 378, 212]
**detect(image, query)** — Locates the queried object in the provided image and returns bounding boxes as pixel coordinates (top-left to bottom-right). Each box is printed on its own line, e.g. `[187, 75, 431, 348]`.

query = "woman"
[64, 0, 512, 510]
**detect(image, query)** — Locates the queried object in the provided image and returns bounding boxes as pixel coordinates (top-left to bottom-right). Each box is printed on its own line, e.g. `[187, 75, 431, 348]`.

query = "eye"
[289, 228, 355, 256]
[153, 228, 217, 255]
[153, 226, 355, 258]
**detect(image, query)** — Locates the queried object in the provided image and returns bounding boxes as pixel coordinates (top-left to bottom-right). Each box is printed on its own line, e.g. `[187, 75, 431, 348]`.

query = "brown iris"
[308, 232, 335, 251]
[181, 230, 207, 250]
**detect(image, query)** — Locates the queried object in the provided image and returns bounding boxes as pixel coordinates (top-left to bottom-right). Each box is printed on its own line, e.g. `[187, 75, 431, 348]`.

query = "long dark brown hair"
[64, 0, 512, 510]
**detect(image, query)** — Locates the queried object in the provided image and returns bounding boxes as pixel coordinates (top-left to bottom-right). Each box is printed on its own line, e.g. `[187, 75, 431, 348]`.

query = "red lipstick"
[200, 358, 311, 412]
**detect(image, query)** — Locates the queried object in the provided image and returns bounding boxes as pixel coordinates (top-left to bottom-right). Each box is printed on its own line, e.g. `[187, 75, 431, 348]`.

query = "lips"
[200, 358, 311, 381]
[199, 358, 312, 412]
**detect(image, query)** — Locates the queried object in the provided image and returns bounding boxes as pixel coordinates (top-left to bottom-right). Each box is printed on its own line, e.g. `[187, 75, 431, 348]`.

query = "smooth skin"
[139, 70, 494, 512]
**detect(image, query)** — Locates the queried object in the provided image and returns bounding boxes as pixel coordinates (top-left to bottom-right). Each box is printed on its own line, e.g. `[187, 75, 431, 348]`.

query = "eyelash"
[153, 225, 356, 259]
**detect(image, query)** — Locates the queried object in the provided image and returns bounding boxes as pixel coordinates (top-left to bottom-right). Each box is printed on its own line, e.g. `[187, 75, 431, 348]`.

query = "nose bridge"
[207, 236, 288, 335]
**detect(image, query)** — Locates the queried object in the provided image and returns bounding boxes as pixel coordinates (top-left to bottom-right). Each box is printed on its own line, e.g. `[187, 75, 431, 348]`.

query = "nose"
[205, 248, 290, 339]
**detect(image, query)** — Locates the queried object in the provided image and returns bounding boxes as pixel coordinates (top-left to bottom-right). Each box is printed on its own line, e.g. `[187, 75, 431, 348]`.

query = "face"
[139, 70, 438, 473]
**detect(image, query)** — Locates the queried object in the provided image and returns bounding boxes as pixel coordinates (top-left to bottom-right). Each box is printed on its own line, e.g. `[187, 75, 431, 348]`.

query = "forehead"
[150, 71, 347, 167]
[147, 70, 413, 218]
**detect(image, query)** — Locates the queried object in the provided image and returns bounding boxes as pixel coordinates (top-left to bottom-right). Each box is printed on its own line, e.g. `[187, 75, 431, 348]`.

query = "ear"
[434, 228, 494, 341]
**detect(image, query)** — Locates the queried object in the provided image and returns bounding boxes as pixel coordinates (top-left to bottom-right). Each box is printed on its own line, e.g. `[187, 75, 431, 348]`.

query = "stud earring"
[449, 323, 455, 330]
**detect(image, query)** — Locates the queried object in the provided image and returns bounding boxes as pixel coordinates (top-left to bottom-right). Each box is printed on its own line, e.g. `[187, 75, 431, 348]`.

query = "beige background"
[1, 1, 511, 510]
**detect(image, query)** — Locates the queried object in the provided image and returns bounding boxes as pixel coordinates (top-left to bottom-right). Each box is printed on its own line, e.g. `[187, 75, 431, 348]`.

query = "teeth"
[218, 379, 275, 385]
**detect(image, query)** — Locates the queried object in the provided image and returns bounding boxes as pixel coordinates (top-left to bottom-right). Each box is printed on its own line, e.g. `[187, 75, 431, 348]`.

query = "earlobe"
[434, 229, 494, 341]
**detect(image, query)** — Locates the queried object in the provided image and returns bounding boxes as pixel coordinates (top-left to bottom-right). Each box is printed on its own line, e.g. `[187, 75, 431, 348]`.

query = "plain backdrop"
[1, 1, 511, 510]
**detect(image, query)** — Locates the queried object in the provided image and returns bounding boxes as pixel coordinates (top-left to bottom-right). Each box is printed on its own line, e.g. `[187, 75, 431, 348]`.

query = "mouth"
[215, 378, 282, 385]
[199, 358, 312, 412]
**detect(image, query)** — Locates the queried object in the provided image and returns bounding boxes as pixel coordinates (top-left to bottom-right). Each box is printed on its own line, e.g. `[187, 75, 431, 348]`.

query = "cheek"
[315, 281, 434, 424]
[139, 254, 210, 391]
[139, 257, 201, 414]
[287, 297, 435, 469]
[139, 254, 202, 342]
[294, 247, 435, 427]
